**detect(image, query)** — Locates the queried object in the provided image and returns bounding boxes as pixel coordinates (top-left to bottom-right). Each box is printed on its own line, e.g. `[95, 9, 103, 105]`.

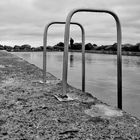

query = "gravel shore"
[0, 50, 140, 140]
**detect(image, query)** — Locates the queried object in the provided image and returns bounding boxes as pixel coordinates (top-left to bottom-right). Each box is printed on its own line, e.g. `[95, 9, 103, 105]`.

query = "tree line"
[0, 38, 140, 53]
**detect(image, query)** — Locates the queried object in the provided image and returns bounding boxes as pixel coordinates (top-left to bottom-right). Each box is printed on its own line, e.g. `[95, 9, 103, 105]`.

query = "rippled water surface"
[12, 52, 140, 118]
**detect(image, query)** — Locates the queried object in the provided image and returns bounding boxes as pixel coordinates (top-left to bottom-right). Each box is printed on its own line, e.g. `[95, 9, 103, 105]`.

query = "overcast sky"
[0, 0, 140, 47]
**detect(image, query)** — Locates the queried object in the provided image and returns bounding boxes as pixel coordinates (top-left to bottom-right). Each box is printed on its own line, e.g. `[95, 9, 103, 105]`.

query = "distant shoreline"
[12, 50, 140, 56]
[75, 50, 140, 56]
[2, 42, 140, 56]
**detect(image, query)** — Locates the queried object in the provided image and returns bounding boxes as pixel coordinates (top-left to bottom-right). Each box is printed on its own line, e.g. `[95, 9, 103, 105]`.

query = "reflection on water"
[12, 52, 140, 119]
[86, 54, 93, 64]
[123, 56, 140, 68]
[22, 53, 31, 59]
[70, 54, 74, 67]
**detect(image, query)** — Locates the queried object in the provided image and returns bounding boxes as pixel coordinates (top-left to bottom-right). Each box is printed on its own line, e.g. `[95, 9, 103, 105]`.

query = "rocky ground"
[0, 50, 140, 140]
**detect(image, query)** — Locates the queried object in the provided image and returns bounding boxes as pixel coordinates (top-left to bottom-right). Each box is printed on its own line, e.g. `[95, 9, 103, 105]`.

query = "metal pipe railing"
[62, 8, 122, 109]
[43, 21, 85, 91]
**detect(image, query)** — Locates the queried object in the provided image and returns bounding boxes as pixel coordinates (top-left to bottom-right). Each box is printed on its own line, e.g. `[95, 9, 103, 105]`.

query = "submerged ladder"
[62, 8, 122, 109]
[43, 21, 85, 92]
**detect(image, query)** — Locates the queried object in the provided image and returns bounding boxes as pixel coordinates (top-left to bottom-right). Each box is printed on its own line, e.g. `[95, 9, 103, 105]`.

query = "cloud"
[0, 0, 140, 46]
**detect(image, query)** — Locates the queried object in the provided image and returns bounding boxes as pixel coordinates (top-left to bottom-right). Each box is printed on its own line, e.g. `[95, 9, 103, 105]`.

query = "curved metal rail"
[43, 21, 85, 91]
[62, 8, 122, 109]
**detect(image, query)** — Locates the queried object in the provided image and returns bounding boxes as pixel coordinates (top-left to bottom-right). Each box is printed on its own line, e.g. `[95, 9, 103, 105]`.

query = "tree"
[56, 42, 64, 47]
[105, 43, 117, 51]
[13, 45, 20, 51]
[20, 44, 31, 51]
[135, 43, 140, 51]
[53, 42, 64, 51]
[72, 43, 82, 50]
[93, 44, 97, 47]
[85, 43, 93, 50]
[4, 45, 13, 51]
[0, 45, 4, 50]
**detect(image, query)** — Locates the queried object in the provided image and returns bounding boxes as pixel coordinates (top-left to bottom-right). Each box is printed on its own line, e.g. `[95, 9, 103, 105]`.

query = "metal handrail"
[43, 21, 85, 92]
[62, 8, 122, 109]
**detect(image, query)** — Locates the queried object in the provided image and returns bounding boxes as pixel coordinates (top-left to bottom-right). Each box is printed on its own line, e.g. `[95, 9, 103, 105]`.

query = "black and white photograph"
[0, 0, 140, 139]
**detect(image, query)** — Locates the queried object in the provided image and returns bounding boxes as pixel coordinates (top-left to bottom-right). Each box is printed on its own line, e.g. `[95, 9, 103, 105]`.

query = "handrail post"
[43, 22, 85, 92]
[43, 25, 49, 84]
[62, 8, 122, 109]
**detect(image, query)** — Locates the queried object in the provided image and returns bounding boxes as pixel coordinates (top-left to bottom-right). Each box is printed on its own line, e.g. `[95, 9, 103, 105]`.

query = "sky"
[0, 0, 140, 47]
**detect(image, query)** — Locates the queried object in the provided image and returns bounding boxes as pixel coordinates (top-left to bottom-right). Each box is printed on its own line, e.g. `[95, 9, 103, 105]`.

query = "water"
[12, 51, 140, 118]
